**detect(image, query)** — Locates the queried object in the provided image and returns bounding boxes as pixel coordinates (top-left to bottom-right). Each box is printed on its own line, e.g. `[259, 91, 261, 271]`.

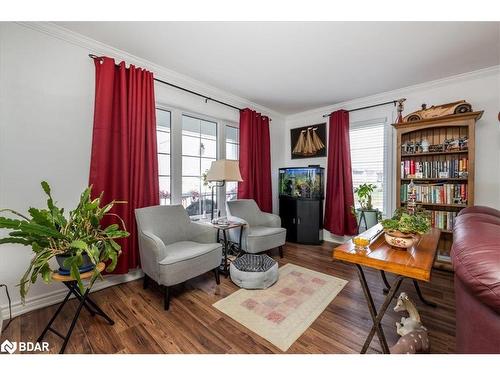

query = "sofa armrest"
[259, 212, 281, 228]
[189, 222, 218, 244]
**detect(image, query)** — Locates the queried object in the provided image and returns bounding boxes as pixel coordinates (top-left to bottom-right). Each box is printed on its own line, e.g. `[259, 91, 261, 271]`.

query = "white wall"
[0, 22, 285, 317]
[284, 66, 500, 243]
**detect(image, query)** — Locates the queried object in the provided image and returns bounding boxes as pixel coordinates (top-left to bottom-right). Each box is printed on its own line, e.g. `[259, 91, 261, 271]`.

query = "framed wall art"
[290, 123, 327, 159]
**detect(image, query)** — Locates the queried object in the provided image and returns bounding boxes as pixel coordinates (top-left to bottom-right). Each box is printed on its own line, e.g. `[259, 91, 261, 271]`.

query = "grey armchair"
[135, 205, 222, 310]
[226, 199, 286, 258]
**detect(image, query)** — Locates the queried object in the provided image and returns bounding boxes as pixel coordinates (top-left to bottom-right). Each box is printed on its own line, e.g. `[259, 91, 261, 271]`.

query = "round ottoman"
[230, 254, 278, 289]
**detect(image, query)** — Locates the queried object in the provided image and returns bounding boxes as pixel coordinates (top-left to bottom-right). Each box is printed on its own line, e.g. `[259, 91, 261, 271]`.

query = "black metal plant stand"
[37, 280, 114, 354]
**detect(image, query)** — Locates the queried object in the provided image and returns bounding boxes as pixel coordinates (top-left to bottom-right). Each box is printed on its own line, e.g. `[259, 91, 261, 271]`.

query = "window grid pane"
[225, 125, 239, 199]
[156, 108, 171, 205]
[182, 115, 218, 216]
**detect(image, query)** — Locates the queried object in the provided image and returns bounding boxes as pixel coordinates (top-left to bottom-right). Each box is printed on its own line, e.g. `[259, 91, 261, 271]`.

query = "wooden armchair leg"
[279, 246, 284, 258]
[164, 286, 170, 311]
[143, 274, 149, 290]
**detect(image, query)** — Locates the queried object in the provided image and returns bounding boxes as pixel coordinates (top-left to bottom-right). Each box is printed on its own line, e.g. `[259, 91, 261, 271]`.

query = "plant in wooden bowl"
[381, 207, 431, 250]
[0, 181, 129, 302]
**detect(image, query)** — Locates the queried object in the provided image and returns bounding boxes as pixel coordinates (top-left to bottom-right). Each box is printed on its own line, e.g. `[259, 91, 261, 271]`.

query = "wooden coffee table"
[332, 224, 440, 354]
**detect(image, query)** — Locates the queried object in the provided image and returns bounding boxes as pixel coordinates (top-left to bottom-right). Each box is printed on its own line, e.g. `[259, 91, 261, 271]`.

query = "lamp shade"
[206, 159, 243, 182]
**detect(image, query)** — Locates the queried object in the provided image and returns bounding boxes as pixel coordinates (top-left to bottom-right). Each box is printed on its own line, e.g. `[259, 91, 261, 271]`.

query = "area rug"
[213, 263, 348, 351]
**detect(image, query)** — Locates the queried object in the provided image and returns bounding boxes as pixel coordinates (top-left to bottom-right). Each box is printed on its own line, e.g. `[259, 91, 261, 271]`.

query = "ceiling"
[56, 22, 500, 115]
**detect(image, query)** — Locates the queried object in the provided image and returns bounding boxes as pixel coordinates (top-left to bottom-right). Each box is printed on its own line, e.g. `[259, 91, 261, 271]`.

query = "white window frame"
[156, 102, 239, 218]
[349, 117, 393, 217]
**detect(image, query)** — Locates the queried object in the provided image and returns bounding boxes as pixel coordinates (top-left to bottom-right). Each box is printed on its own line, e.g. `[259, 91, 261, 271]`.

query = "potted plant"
[381, 207, 431, 250]
[0, 181, 129, 302]
[354, 183, 379, 231]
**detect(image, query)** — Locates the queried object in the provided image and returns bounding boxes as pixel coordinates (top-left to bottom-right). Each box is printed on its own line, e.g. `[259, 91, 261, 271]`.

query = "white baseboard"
[0, 269, 144, 321]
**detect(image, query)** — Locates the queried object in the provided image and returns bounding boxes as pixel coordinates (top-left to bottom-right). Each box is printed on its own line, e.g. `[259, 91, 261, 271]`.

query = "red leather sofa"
[451, 206, 500, 353]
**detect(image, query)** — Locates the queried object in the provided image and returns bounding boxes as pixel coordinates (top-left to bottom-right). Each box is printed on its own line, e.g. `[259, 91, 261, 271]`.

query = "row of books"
[401, 183, 468, 205]
[401, 158, 468, 179]
[430, 210, 457, 231]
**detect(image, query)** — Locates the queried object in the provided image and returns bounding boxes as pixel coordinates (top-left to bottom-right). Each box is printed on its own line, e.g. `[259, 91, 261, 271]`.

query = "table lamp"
[206, 159, 243, 222]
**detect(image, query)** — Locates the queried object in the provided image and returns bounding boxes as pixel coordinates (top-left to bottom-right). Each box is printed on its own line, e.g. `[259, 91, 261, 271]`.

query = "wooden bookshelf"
[393, 111, 483, 270]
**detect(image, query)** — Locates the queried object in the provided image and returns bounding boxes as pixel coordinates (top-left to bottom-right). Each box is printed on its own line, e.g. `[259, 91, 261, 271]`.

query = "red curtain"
[323, 110, 358, 236]
[89, 57, 159, 274]
[238, 108, 273, 213]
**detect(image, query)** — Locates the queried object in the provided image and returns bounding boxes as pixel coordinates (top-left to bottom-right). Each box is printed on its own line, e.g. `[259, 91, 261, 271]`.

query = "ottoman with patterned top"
[230, 254, 278, 289]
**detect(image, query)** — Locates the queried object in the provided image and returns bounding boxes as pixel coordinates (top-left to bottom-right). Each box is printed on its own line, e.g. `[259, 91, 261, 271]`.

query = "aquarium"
[279, 167, 324, 199]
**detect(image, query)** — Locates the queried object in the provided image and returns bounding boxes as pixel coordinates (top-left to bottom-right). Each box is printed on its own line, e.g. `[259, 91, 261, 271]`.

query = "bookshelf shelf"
[394, 111, 482, 268]
[401, 202, 467, 208]
[401, 150, 468, 157]
[401, 178, 468, 182]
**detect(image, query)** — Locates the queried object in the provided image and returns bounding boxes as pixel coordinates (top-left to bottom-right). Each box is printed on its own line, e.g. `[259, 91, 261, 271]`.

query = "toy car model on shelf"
[403, 100, 473, 122]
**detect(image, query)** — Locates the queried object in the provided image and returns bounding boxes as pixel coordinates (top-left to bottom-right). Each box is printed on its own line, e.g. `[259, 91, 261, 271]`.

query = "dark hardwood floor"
[1, 241, 456, 354]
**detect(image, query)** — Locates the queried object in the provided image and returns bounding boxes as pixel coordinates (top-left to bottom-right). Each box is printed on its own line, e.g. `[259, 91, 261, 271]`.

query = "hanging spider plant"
[0, 181, 129, 302]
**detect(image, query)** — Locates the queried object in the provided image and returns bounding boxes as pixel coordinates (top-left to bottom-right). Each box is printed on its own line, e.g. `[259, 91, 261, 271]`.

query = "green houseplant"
[381, 207, 431, 249]
[354, 183, 380, 231]
[354, 183, 377, 210]
[0, 181, 129, 302]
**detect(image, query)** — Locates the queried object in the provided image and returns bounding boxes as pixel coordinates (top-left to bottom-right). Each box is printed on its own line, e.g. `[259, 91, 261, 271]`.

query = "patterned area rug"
[213, 263, 348, 351]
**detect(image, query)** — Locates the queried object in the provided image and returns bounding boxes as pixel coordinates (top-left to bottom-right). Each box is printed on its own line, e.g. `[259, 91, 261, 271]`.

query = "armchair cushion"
[160, 241, 222, 265]
[246, 226, 286, 254]
[159, 241, 222, 286]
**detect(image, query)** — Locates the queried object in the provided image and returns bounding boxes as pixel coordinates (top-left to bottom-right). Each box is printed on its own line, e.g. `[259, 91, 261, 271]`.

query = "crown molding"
[15, 22, 285, 120]
[286, 64, 500, 122]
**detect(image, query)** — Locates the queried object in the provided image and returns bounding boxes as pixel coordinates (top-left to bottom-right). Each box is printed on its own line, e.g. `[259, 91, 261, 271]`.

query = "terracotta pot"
[384, 230, 418, 250]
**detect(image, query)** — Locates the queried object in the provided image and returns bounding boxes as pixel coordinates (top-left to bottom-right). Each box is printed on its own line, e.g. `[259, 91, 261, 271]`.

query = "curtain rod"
[89, 54, 251, 114]
[322, 99, 405, 118]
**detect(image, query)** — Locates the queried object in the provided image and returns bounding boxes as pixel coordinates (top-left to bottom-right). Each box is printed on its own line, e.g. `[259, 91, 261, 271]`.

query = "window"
[156, 108, 171, 205]
[181, 114, 217, 216]
[225, 125, 239, 202]
[350, 122, 385, 213]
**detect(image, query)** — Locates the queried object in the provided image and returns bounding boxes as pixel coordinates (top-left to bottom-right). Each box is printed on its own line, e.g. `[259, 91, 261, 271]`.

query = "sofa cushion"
[451, 213, 500, 313]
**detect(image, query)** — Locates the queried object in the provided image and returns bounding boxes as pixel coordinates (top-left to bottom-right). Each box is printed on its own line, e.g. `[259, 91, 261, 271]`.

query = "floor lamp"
[206, 159, 243, 223]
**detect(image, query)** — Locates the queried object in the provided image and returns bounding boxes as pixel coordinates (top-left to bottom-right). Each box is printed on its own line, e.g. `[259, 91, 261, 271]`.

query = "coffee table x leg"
[356, 265, 404, 354]
[380, 270, 437, 308]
